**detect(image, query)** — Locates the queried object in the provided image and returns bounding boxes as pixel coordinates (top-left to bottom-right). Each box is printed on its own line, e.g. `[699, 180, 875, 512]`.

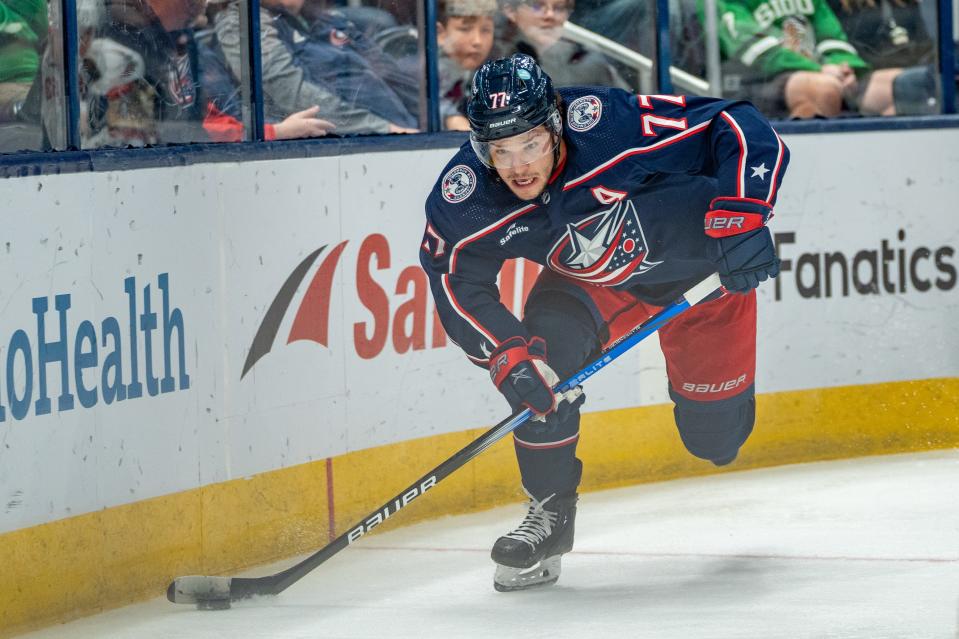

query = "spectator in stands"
[297, 1, 419, 127]
[436, 0, 496, 130]
[212, 0, 417, 135]
[199, 0, 334, 141]
[828, 0, 940, 114]
[570, 0, 652, 89]
[496, 0, 630, 89]
[36, 0, 97, 149]
[0, 0, 46, 151]
[703, 0, 902, 118]
[571, 0, 655, 62]
[0, 0, 44, 121]
[203, 102, 335, 141]
[301, 0, 398, 40]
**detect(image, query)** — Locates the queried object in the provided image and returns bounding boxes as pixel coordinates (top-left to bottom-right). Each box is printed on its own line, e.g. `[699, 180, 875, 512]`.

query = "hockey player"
[419, 54, 789, 591]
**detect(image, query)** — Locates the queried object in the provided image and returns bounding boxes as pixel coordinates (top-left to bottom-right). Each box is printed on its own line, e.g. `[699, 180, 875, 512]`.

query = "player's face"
[437, 16, 494, 71]
[490, 125, 558, 200]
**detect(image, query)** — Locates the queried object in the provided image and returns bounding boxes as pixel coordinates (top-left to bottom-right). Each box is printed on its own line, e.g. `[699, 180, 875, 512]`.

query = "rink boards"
[0, 128, 957, 635]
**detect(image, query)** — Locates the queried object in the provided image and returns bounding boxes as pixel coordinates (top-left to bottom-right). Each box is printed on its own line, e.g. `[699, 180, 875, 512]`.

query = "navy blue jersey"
[420, 87, 789, 365]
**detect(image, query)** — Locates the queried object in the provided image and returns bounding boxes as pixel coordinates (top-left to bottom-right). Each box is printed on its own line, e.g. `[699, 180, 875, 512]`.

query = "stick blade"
[167, 575, 233, 604]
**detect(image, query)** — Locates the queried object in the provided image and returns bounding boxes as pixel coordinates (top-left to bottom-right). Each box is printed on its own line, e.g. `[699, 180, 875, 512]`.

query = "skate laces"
[504, 493, 558, 548]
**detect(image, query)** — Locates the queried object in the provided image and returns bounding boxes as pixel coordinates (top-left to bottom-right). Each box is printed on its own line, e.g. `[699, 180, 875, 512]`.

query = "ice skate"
[491, 492, 577, 592]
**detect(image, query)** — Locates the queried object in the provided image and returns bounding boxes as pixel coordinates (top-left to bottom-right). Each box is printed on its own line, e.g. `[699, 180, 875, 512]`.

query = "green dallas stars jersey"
[0, 0, 47, 84]
[698, 0, 868, 77]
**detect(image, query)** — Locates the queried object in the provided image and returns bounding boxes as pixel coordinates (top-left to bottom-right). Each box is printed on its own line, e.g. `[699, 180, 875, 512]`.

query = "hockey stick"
[167, 273, 722, 608]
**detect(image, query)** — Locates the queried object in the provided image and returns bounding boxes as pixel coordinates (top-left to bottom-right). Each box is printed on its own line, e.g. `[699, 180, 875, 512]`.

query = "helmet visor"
[470, 110, 562, 169]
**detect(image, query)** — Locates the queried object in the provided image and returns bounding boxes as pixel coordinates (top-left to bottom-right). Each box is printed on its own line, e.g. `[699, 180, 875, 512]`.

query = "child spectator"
[436, 0, 496, 130]
[496, 0, 630, 89]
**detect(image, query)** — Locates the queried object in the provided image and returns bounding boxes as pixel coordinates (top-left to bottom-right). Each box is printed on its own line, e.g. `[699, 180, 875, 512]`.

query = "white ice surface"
[25, 450, 959, 639]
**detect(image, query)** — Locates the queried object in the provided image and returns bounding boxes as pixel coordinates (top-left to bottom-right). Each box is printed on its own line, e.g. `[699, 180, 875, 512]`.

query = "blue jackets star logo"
[547, 200, 662, 285]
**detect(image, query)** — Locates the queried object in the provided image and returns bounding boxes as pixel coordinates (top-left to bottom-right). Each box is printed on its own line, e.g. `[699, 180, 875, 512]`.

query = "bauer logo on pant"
[682, 374, 748, 394]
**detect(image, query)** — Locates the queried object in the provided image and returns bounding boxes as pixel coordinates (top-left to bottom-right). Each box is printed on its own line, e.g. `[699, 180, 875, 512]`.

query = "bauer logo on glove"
[705, 197, 781, 294]
[488, 336, 584, 420]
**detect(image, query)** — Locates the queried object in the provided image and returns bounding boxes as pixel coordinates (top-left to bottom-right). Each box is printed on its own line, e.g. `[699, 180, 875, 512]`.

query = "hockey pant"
[515, 271, 758, 500]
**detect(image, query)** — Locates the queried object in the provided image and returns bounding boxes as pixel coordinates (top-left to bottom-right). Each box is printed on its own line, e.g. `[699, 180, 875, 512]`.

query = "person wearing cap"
[436, 0, 497, 130]
[420, 54, 789, 592]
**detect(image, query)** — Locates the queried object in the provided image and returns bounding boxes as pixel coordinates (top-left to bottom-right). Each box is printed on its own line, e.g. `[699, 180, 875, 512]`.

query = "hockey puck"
[196, 598, 231, 611]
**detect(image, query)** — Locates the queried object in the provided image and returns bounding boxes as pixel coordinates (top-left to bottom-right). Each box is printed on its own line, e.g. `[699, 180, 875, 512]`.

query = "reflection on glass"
[0, 0, 61, 152]
[198, 0, 254, 142]
[495, 0, 631, 90]
[211, 0, 421, 139]
[827, 0, 941, 115]
[436, 0, 496, 131]
[682, 0, 944, 119]
[570, 0, 655, 90]
[74, 0, 211, 148]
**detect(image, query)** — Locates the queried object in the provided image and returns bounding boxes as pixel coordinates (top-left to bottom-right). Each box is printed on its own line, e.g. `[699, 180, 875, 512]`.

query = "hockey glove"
[705, 197, 781, 294]
[488, 336, 584, 421]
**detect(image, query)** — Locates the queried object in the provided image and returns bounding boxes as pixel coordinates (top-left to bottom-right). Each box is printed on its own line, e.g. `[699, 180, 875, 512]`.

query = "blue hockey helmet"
[466, 54, 562, 168]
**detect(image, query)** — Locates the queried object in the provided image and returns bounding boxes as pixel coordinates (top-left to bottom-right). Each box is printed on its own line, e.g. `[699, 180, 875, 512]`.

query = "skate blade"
[493, 555, 562, 592]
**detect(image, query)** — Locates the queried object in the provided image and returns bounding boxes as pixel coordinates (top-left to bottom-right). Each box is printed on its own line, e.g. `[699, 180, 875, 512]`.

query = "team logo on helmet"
[441, 165, 476, 204]
[567, 95, 602, 132]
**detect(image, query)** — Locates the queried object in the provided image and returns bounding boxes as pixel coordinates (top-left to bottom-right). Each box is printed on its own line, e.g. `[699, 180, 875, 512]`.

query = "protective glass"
[0, 0, 64, 153]
[523, 0, 572, 16]
[470, 110, 562, 168]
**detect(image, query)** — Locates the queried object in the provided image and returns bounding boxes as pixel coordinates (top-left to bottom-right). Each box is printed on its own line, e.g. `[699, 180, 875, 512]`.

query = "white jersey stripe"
[441, 273, 498, 346]
[816, 39, 858, 56]
[719, 111, 748, 198]
[767, 133, 785, 203]
[741, 36, 780, 66]
[447, 333, 490, 365]
[448, 203, 538, 273]
[563, 120, 713, 190]
[442, 203, 539, 349]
